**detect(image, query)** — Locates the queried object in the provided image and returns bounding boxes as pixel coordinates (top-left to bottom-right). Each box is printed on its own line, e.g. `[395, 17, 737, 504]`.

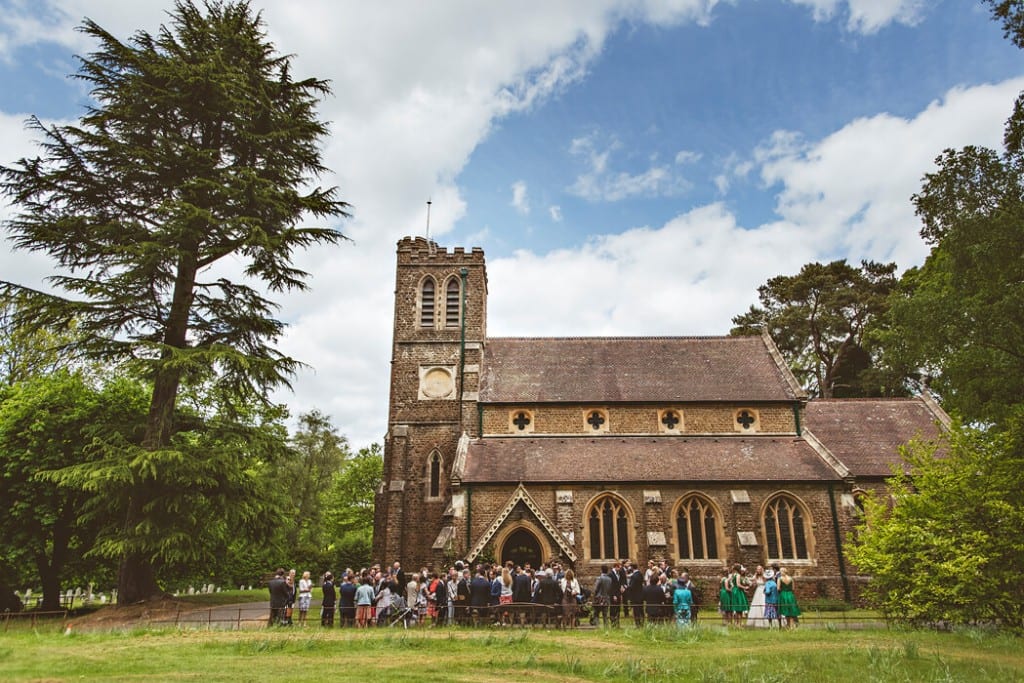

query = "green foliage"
[283, 410, 349, 554]
[43, 400, 291, 587]
[323, 443, 382, 540]
[0, 371, 148, 608]
[849, 413, 1024, 629]
[0, 1, 349, 601]
[879, 139, 1024, 426]
[0, 295, 83, 388]
[731, 259, 903, 397]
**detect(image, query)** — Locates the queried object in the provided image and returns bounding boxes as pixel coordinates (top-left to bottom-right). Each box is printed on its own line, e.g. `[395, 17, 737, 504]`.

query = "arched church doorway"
[499, 527, 542, 568]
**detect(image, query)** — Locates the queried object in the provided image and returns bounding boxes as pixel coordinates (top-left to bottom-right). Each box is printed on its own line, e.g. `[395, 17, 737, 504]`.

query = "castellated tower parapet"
[373, 236, 487, 568]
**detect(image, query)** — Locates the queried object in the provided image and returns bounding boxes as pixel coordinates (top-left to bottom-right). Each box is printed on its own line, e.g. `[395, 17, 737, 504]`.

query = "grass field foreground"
[1, 624, 1022, 682]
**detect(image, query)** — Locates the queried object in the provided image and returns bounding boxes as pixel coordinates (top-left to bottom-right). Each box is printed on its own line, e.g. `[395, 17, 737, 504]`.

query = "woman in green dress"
[718, 568, 732, 625]
[777, 567, 801, 628]
[728, 564, 749, 625]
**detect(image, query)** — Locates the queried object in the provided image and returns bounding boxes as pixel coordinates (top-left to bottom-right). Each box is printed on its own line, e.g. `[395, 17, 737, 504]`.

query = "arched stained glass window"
[675, 495, 719, 560]
[763, 494, 812, 560]
[427, 451, 442, 499]
[587, 494, 631, 560]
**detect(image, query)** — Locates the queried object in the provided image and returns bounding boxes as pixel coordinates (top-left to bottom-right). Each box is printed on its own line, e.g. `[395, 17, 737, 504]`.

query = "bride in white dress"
[746, 565, 768, 627]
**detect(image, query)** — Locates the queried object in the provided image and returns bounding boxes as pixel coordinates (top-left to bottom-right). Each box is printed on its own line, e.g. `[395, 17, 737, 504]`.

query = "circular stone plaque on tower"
[419, 366, 455, 399]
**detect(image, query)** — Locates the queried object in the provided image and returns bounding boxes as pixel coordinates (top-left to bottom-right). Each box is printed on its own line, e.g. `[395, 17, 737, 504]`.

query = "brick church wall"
[464, 481, 862, 601]
[484, 403, 797, 435]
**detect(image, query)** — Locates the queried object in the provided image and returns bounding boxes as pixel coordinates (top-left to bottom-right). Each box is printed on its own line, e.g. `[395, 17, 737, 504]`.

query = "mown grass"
[0, 623, 1021, 682]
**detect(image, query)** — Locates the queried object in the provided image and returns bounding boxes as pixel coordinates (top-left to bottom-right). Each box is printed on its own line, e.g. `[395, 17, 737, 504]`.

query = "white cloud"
[549, 205, 563, 222]
[755, 78, 1024, 266]
[568, 133, 693, 201]
[0, 0, 997, 450]
[0, 0, 723, 447]
[511, 180, 530, 215]
[789, 0, 927, 34]
[674, 150, 702, 164]
[490, 78, 1023, 343]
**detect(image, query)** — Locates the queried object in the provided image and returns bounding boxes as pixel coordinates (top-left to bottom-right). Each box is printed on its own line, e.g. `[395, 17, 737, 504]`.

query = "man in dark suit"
[456, 568, 471, 624]
[643, 574, 667, 623]
[511, 566, 532, 625]
[626, 564, 645, 626]
[609, 561, 625, 626]
[392, 561, 406, 592]
[469, 566, 492, 625]
[320, 572, 336, 627]
[267, 568, 288, 626]
[535, 569, 562, 628]
[591, 565, 613, 627]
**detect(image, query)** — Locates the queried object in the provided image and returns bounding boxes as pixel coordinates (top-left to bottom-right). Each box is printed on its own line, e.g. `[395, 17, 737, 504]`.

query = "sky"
[0, 0, 1021, 448]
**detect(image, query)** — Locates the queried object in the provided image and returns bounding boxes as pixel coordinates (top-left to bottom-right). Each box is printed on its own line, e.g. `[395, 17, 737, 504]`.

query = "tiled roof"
[460, 435, 841, 484]
[479, 336, 800, 403]
[803, 398, 947, 478]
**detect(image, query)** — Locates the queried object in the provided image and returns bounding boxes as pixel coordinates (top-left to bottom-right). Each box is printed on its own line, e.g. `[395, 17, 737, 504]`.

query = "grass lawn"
[172, 588, 269, 606]
[0, 623, 1021, 682]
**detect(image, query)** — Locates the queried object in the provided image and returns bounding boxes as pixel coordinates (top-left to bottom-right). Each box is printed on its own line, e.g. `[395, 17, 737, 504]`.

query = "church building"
[372, 236, 948, 599]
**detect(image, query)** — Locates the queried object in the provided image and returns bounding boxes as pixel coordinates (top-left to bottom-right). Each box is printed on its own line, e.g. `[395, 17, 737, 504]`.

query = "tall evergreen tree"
[731, 260, 901, 398]
[0, 1, 349, 602]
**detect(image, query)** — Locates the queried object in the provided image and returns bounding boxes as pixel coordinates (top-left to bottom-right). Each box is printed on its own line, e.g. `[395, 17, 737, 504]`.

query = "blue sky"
[453, 1, 1019, 256]
[0, 1, 1021, 446]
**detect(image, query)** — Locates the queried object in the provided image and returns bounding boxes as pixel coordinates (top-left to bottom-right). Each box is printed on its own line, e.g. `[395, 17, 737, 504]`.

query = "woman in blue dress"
[673, 581, 693, 626]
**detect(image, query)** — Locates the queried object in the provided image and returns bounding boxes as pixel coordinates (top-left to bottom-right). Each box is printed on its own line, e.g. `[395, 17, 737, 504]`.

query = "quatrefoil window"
[658, 409, 683, 434]
[508, 409, 534, 434]
[584, 409, 609, 433]
[733, 408, 760, 432]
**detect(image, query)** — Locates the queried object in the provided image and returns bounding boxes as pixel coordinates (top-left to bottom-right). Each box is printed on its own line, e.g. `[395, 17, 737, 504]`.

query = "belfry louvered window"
[444, 278, 460, 327]
[420, 278, 435, 327]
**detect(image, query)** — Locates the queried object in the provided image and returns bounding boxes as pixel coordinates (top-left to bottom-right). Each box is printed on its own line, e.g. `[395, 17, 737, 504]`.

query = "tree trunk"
[37, 510, 72, 612]
[117, 552, 160, 605]
[117, 246, 197, 605]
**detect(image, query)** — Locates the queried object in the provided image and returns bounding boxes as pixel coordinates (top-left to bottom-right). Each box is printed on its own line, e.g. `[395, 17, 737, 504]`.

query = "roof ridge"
[809, 397, 919, 403]
[486, 335, 750, 341]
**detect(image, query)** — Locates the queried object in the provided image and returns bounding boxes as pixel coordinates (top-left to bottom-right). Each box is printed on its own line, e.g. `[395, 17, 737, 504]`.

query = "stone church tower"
[372, 237, 486, 568]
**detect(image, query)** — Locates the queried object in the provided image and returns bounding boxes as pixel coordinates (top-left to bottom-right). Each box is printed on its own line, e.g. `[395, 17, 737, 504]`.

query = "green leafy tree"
[0, 295, 83, 388]
[283, 410, 349, 557]
[0, 1, 349, 602]
[731, 260, 901, 397]
[0, 372, 148, 610]
[849, 412, 1024, 629]
[880, 119, 1024, 425]
[323, 443, 382, 570]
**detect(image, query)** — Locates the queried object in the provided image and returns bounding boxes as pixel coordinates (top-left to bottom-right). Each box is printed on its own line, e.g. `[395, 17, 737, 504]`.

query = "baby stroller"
[388, 594, 415, 628]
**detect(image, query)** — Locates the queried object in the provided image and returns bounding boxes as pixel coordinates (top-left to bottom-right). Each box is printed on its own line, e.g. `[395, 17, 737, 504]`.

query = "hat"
[764, 569, 775, 579]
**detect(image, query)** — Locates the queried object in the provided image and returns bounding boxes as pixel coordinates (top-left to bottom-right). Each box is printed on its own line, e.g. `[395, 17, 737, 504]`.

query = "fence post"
[237, 607, 242, 631]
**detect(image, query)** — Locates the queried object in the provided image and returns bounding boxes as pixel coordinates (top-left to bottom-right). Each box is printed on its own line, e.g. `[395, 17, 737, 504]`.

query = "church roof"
[478, 335, 803, 404]
[803, 397, 948, 478]
[460, 435, 841, 484]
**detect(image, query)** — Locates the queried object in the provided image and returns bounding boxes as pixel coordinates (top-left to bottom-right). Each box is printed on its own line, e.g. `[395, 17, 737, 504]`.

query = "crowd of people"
[267, 558, 801, 629]
[718, 562, 802, 628]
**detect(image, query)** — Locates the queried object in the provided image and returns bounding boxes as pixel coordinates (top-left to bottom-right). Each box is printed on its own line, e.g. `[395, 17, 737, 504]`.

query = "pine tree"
[0, 1, 350, 603]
